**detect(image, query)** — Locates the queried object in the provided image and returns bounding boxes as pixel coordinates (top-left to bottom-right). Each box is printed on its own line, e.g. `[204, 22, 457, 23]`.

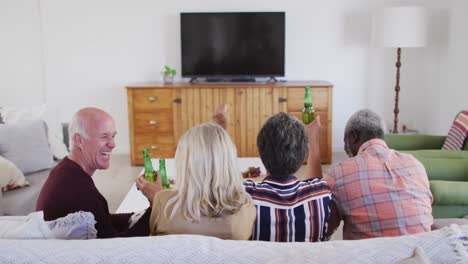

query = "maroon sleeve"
[110, 213, 132, 232]
[79, 191, 151, 238]
[96, 207, 152, 238]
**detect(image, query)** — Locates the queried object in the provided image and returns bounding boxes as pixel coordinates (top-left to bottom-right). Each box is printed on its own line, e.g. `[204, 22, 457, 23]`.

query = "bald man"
[37, 107, 151, 238]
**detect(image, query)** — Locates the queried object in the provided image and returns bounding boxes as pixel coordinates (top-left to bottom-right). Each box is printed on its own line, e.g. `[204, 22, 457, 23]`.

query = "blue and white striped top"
[244, 176, 332, 242]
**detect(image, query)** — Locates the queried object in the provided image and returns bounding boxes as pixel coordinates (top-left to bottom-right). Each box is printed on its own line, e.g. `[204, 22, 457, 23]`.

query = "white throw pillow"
[0, 105, 69, 159]
[0, 211, 52, 239]
[0, 211, 97, 240]
[47, 211, 97, 239]
[0, 156, 29, 191]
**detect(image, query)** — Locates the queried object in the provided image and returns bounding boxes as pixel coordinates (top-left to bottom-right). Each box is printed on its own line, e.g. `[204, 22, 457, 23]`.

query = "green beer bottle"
[142, 148, 156, 182]
[302, 86, 316, 124]
[159, 159, 170, 189]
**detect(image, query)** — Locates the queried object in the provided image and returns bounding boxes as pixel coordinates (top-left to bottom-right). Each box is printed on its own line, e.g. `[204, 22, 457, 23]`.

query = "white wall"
[431, 0, 468, 134]
[1, 0, 465, 155]
[0, 0, 45, 105]
[370, 0, 467, 135]
[1, 0, 375, 153]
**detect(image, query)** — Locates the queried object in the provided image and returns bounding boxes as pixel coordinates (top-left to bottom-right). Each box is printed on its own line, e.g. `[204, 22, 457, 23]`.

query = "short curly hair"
[257, 113, 308, 177]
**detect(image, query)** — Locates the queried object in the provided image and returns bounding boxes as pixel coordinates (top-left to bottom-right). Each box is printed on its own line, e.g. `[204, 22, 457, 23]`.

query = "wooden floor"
[94, 152, 348, 213]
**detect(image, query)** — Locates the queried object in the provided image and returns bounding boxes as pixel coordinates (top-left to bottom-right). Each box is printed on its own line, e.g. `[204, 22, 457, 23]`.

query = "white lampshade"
[382, 6, 428, 48]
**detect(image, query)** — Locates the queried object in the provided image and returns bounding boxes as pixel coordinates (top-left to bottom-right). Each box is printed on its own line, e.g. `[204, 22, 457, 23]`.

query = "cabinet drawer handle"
[148, 120, 157, 125]
[150, 145, 159, 150]
[148, 96, 157, 102]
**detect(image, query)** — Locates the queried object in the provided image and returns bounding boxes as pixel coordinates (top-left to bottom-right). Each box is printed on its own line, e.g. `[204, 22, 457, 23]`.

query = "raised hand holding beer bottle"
[302, 86, 316, 124]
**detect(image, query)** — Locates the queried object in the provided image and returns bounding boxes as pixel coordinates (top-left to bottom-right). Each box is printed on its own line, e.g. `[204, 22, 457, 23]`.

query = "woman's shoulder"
[154, 189, 177, 202]
[237, 202, 256, 218]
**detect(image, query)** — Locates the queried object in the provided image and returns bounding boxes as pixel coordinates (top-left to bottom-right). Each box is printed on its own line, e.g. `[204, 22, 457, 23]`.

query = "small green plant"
[163, 65, 176, 77]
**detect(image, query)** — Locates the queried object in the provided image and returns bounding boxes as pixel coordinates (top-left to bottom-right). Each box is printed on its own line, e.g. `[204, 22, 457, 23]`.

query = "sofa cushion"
[0, 120, 54, 174]
[407, 150, 468, 159]
[0, 225, 466, 263]
[430, 181, 468, 205]
[403, 154, 468, 182]
[0, 156, 29, 191]
[432, 205, 468, 219]
[442, 110, 468, 150]
[0, 105, 69, 159]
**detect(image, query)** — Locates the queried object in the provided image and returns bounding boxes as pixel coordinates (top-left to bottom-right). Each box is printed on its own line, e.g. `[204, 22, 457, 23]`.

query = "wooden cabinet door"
[172, 86, 236, 143]
[128, 88, 175, 165]
[287, 87, 332, 163]
[235, 86, 287, 157]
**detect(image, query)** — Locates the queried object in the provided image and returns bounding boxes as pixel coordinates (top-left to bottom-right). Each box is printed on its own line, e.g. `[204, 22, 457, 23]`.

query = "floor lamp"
[382, 6, 428, 133]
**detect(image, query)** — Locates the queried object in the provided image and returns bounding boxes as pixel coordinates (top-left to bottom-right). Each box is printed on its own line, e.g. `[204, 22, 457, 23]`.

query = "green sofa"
[384, 134, 468, 219]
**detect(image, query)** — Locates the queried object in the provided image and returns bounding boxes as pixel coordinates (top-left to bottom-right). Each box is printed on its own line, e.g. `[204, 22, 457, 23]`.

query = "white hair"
[68, 112, 89, 151]
[165, 122, 252, 222]
[345, 109, 385, 139]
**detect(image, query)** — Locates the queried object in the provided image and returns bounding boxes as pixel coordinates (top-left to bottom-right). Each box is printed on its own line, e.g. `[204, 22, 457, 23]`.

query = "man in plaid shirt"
[326, 110, 433, 240]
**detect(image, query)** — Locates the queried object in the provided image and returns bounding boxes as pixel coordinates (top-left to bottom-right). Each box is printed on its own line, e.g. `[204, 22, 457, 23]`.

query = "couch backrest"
[1, 227, 467, 264]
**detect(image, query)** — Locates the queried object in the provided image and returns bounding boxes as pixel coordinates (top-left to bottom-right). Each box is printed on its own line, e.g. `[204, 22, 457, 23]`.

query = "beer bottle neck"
[144, 156, 154, 172]
[304, 87, 312, 107]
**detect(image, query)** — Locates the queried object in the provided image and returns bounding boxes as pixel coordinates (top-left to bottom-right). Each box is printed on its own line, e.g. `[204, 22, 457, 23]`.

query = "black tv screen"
[181, 12, 285, 78]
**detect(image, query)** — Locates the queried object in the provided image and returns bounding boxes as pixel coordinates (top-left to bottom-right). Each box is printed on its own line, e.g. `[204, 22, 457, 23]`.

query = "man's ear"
[348, 130, 359, 145]
[72, 133, 84, 148]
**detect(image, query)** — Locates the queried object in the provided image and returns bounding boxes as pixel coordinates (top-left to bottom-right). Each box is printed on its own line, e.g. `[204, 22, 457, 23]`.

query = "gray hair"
[345, 109, 384, 141]
[68, 112, 89, 150]
[257, 112, 308, 177]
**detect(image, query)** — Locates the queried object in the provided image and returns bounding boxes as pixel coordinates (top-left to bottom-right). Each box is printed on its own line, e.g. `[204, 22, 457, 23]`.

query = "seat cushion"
[430, 180, 468, 205]
[402, 152, 468, 182]
[406, 150, 468, 159]
[432, 205, 468, 219]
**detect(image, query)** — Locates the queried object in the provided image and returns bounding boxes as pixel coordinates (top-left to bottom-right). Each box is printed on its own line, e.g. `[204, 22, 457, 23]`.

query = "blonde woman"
[137, 122, 255, 240]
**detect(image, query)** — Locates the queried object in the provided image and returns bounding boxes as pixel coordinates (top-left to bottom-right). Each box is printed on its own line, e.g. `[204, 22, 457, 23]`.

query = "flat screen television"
[181, 12, 285, 81]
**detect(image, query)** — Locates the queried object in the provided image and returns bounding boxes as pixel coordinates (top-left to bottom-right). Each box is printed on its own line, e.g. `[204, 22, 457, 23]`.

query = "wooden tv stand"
[127, 81, 333, 165]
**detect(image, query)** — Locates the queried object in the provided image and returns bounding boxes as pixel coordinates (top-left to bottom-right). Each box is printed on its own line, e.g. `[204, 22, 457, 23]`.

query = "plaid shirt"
[244, 176, 332, 242]
[326, 139, 433, 240]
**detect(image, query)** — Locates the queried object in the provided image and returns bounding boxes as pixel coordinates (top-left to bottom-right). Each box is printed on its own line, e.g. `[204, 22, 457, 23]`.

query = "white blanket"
[0, 224, 467, 264]
[0, 211, 51, 239]
[0, 211, 96, 240]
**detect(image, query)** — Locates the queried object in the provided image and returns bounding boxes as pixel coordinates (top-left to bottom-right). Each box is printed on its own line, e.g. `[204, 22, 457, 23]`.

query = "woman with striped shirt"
[244, 113, 332, 242]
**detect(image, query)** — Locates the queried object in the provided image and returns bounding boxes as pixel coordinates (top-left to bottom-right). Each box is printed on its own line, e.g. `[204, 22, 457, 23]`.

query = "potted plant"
[162, 65, 176, 84]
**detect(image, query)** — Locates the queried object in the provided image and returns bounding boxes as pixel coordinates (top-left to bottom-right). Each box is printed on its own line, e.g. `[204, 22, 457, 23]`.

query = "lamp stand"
[393, 47, 401, 133]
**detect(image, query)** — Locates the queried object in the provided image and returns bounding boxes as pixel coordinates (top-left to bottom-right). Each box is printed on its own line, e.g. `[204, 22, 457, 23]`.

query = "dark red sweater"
[36, 157, 150, 238]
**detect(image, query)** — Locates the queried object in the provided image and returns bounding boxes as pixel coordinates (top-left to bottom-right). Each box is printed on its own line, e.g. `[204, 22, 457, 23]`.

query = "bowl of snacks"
[242, 167, 261, 178]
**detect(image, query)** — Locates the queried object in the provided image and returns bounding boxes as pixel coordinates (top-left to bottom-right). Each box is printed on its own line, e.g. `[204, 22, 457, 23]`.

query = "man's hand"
[136, 172, 163, 204]
[212, 104, 229, 130]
